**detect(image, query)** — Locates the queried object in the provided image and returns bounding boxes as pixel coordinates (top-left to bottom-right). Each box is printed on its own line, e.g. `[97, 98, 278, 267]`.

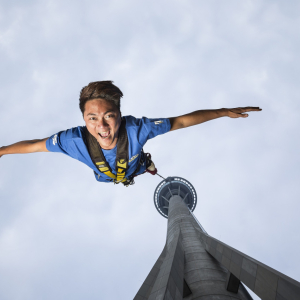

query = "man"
[0, 81, 261, 186]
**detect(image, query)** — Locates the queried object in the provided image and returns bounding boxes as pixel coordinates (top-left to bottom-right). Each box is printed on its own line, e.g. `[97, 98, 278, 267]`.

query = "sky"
[0, 0, 300, 299]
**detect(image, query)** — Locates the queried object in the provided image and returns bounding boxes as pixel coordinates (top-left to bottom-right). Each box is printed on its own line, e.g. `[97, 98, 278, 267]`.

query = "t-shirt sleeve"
[126, 116, 171, 146]
[141, 117, 171, 140]
[46, 129, 78, 159]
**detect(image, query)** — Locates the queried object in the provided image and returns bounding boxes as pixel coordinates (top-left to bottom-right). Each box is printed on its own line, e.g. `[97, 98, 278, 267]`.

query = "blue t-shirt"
[46, 115, 171, 182]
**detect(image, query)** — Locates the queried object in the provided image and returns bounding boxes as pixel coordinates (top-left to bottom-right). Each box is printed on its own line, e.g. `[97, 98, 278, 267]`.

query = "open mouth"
[98, 131, 111, 139]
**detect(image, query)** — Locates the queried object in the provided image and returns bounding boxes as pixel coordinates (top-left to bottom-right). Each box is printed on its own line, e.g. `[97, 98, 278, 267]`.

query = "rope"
[156, 173, 166, 180]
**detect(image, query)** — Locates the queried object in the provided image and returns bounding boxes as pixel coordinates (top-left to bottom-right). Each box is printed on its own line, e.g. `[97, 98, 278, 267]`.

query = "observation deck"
[153, 176, 197, 218]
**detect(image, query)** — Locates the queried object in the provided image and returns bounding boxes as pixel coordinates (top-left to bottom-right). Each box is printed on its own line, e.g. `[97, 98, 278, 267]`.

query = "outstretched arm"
[168, 107, 262, 131]
[0, 138, 49, 158]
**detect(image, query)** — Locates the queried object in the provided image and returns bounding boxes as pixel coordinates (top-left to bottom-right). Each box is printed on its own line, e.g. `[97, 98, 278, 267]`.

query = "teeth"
[98, 131, 110, 138]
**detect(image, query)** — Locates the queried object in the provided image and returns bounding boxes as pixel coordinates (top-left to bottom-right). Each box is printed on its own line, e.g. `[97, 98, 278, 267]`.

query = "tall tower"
[134, 177, 300, 300]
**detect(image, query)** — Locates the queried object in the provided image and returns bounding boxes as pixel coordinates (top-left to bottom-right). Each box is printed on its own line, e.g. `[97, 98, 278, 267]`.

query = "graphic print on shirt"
[52, 134, 57, 145]
[129, 153, 139, 163]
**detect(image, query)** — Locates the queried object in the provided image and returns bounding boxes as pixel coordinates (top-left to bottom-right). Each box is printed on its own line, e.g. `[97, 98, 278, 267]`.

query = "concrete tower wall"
[135, 177, 300, 300]
[167, 195, 251, 300]
[134, 195, 251, 300]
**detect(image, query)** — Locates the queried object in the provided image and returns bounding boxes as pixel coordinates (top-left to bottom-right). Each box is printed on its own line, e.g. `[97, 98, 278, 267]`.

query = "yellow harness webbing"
[85, 119, 129, 184]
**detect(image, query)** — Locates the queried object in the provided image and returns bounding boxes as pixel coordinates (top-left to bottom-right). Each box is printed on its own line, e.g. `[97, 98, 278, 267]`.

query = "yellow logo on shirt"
[129, 154, 139, 162]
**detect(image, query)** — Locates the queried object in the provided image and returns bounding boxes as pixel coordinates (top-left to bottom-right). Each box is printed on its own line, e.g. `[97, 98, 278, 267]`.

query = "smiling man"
[0, 81, 261, 186]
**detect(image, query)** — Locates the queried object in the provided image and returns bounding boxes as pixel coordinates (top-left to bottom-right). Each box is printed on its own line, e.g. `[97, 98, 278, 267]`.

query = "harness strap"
[85, 119, 129, 184]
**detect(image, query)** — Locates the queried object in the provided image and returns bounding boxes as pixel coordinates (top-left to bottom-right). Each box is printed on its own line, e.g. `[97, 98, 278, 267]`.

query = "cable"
[156, 173, 166, 180]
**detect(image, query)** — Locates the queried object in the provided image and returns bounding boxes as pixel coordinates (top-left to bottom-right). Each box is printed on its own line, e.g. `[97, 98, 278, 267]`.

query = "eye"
[89, 117, 97, 121]
[105, 114, 114, 119]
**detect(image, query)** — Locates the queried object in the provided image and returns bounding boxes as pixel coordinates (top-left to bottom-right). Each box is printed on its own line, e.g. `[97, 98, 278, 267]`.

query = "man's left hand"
[223, 107, 262, 118]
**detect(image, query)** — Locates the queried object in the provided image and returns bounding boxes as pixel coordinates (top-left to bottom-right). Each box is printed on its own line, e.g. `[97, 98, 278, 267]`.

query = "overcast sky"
[0, 1, 299, 299]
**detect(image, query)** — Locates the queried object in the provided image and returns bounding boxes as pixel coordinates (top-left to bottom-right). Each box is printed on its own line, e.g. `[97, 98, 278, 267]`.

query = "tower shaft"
[134, 195, 251, 299]
[135, 177, 300, 299]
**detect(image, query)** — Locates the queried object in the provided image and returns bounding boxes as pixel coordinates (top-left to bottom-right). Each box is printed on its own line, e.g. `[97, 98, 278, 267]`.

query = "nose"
[97, 117, 108, 128]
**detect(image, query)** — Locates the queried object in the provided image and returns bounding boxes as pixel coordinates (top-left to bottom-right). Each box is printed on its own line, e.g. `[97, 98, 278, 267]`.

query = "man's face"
[83, 99, 121, 150]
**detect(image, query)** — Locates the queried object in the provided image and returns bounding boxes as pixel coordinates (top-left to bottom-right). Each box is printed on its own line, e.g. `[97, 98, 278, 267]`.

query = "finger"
[241, 113, 249, 118]
[233, 113, 248, 118]
[243, 107, 262, 111]
[230, 107, 262, 114]
[237, 107, 261, 110]
[228, 110, 250, 118]
[228, 111, 245, 118]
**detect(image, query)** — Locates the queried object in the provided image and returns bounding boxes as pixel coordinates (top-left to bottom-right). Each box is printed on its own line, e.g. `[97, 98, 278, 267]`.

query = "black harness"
[85, 119, 143, 186]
